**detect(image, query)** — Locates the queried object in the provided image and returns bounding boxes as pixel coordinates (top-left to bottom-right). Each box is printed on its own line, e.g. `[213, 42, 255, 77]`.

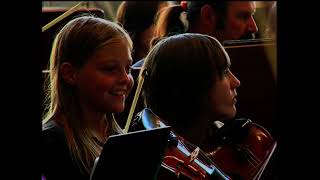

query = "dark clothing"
[42, 121, 89, 180]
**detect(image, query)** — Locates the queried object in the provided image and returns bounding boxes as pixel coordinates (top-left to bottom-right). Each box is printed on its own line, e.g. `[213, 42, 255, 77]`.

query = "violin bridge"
[188, 147, 200, 164]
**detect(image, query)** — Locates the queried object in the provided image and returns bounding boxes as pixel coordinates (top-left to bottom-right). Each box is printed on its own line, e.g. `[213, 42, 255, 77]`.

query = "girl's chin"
[219, 109, 236, 122]
[111, 104, 125, 113]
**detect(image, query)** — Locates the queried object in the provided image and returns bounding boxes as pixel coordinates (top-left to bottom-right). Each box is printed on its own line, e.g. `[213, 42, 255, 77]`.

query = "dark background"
[2, 1, 315, 179]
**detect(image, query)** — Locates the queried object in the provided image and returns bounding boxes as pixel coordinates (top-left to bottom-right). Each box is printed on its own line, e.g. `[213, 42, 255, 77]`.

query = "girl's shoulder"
[42, 120, 67, 150]
[42, 122, 88, 180]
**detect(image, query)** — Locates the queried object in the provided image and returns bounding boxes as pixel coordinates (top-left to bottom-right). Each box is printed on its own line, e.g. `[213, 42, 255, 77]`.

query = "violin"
[203, 119, 277, 180]
[132, 108, 231, 180]
[132, 109, 277, 180]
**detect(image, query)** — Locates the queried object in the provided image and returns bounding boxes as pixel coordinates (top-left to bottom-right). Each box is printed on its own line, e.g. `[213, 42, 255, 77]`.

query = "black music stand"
[90, 126, 171, 180]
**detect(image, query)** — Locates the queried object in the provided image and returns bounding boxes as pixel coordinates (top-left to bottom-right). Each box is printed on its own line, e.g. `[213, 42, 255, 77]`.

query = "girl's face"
[208, 51, 240, 121]
[76, 39, 133, 114]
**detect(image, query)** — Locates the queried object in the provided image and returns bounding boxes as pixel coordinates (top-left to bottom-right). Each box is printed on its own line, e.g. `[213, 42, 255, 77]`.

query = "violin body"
[204, 119, 277, 180]
[131, 108, 277, 180]
[131, 108, 230, 180]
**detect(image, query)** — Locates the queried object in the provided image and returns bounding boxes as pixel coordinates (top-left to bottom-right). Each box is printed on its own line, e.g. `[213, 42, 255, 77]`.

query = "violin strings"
[177, 134, 267, 180]
[241, 147, 261, 167]
[182, 140, 219, 167]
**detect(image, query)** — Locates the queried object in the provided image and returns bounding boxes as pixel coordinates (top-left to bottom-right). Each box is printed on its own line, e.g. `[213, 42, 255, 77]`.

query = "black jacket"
[42, 121, 89, 180]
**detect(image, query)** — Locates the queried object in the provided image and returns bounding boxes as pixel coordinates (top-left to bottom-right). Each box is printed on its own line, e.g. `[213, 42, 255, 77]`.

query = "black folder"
[90, 126, 171, 180]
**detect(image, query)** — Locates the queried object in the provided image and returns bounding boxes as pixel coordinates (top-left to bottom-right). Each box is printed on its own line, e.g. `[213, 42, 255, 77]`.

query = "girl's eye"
[221, 69, 231, 79]
[103, 66, 116, 72]
[224, 69, 230, 75]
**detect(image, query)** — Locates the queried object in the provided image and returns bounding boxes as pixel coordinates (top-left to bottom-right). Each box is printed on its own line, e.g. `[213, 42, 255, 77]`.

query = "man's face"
[215, 1, 258, 41]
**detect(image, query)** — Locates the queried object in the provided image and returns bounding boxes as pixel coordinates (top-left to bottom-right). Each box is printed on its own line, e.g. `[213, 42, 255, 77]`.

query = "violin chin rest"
[216, 118, 252, 144]
[141, 108, 164, 129]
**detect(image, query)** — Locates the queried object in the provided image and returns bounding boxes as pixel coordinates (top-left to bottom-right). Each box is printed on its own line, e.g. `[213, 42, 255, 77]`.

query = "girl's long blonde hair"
[42, 15, 132, 175]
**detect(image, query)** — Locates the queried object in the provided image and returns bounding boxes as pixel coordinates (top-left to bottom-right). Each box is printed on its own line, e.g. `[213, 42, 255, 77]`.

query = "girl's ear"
[60, 62, 77, 85]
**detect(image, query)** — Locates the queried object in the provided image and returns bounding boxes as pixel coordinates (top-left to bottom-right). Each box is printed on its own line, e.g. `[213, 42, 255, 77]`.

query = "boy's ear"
[60, 62, 77, 85]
